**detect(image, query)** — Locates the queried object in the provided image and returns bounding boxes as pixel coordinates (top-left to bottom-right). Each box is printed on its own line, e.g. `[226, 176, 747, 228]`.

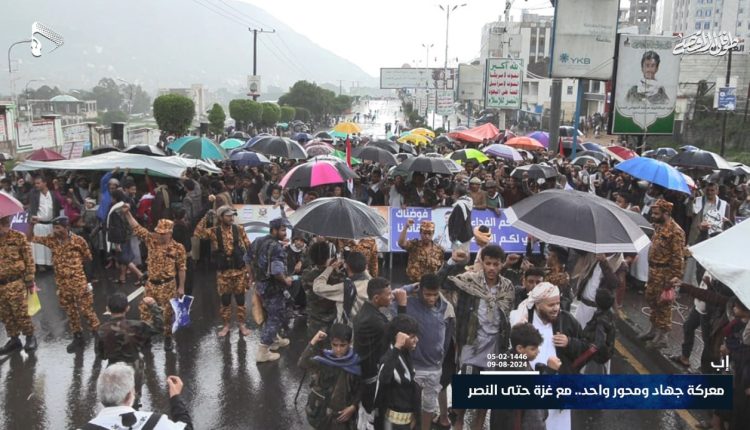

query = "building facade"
[630, 0, 660, 34]
[157, 84, 207, 121]
[26, 95, 97, 125]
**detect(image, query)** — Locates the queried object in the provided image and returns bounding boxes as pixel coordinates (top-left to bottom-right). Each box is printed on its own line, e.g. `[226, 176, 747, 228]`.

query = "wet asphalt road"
[0, 257, 697, 430]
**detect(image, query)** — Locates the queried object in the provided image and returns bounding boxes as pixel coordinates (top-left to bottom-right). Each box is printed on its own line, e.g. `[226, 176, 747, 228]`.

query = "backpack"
[582, 313, 616, 364]
[250, 235, 276, 283]
[214, 225, 246, 271]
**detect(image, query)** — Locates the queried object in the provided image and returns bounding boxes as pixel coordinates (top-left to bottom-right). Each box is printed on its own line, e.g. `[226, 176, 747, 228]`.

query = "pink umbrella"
[27, 148, 65, 161]
[304, 139, 334, 149]
[305, 144, 335, 157]
[0, 193, 24, 218]
[279, 160, 357, 189]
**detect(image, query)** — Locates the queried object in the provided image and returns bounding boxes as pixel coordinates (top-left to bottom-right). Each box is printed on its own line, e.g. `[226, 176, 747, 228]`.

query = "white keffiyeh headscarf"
[510, 282, 560, 325]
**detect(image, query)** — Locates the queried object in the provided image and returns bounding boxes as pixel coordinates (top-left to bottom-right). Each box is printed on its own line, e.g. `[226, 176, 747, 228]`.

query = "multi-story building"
[157, 84, 207, 121]
[630, 0, 660, 34]
[667, 0, 748, 42]
[26, 95, 97, 125]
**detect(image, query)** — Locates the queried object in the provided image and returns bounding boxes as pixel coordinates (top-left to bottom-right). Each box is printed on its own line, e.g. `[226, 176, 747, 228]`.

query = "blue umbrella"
[614, 157, 690, 194]
[293, 132, 313, 142]
[582, 142, 604, 153]
[238, 133, 271, 150]
[168, 137, 226, 160]
[526, 131, 550, 148]
[230, 151, 271, 167]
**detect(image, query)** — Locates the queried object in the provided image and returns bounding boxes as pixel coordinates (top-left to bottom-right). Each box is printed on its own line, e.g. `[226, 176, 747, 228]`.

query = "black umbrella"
[730, 162, 750, 176]
[91, 145, 122, 155]
[571, 155, 602, 167]
[668, 149, 733, 171]
[249, 136, 308, 159]
[123, 144, 166, 156]
[510, 164, 559, 180]
[399, 143, 417, 155]
[399, 155, 461, 175]
[432, 135, 454, 146]
[229, 131, 251, 140]
[314, 131, 333, 140]
[367, 139, 399, 154]
[288, 197, 387, 240]
[352, 146, 399, 165]
[504, 189, 650, 253]
[396, 153, 415, 163]
[570, 150, 608, 162]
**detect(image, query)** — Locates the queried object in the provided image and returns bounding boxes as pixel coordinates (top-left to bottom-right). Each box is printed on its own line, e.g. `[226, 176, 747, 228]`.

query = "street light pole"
[7, 39, 32, 105]
[248, 28, 275, 102]
[24, 78, 43, 121]
[439, 4, 466, 130]
[117, 78, 134, 119]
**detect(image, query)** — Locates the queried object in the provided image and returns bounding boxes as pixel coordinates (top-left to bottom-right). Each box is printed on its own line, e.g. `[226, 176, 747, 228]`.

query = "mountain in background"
[1, 0, 377, 95]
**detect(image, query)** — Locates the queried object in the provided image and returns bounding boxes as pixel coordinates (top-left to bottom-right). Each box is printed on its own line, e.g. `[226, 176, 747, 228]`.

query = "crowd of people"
[1, 121, 749, 430]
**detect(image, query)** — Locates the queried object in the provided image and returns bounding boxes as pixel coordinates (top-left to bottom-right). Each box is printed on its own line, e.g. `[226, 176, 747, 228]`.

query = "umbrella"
[410, 128, 436, 138]
[399, 143, 418, 155]
[229, 131, 251, 139]
[27, 148, 65, 161]
[398, 134, 431, 146]
[453, 126, 468, 131]
[331, 150, 362, 165]
[280, 160, 357, 189]
[388, 135, 399, 141]
[730, 162, 750, 176]
[571, 155, 602, 166]
[309, 155, 362, 174]
[249, 136, 308, 160]
[304, 139, 333, 149]
[368, 139, 399, 154]
[352, 146, 399, 165]
[329, 130, 349, 139]
[504, 189, 651, 253]
[604, 145, 638, 161]
[571, 150, 608, 162]
[396, 153, 415, 163]
[432, 135, 454, 146]
[668, 149, 733, 171]
[526, 131, 550, 148]
[91, 145, 121, 155]
[505, 136, 545, 151]
[0, 152, 12, 161]
[276, 122, 289, 129]
[315, 131, 333, 140]
[333, 122, 362, 135]
[399, 155, 462, 175]
[614, 156, 691, 194]
[582, 142, 604, 153]
[123, 144, 166, 157]
[219, 138, 245, 150]
[305, 144, 335, 157]
[229, 151, 270, 167]
[483, 144, 524, 162]
[690, 220, 750, 309]
[449, 148, 489, 164]
[680, 145, 699, 152]
[682, 172, 697, 190]
[168, 137, 227, 160]
[288, 197, 387, 240]
[510, 164, 559, 180]
[293, 132, 314, 142]
[239, 133, 271, 150]
[0, 193, 24, 218]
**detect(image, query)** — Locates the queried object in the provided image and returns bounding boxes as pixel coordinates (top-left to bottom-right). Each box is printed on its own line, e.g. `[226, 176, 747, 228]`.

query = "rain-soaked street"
[0, 256, 698, 430]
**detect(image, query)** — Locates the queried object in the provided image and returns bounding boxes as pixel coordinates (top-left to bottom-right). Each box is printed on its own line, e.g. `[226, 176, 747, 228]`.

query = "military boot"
[0, 337, 22, 355]
[66, 332, 85, 353]
[269, 334, 290, 351]
[637, 326, 657, 341]
[24, 335, 38, 352]
[646, 329, 669, 349]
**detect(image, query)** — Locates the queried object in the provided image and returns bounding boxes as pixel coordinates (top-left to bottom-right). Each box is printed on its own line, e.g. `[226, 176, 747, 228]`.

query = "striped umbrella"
[280, 160, 358, 189]
[168, 137, 227, 160]
[305, 144, 335, 157]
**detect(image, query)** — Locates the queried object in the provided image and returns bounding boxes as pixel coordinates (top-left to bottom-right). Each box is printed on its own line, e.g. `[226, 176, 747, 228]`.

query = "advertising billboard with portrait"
[611, 35, 681, 135]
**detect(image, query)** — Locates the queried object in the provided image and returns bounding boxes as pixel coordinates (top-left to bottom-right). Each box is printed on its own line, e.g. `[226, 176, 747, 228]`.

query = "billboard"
[247, 75, 261, 96]
[550, 0, 619, 80]
[457, 63, 484, 101]
[485, 58, 523, 109]
[611, 35, 680, 135]
[380, 67, 456, 89]
[16, 120, 56, 151]
[436, 90, 455, 116]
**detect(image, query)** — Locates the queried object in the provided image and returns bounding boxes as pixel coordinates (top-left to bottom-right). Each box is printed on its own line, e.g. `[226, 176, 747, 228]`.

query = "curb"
[615, 311, 686, 375]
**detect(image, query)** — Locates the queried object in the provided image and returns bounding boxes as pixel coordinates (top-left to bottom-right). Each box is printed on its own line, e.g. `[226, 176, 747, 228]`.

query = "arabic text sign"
[673, 31, 739, 56]
[717, 87, 736, 111]
[380, 68, 456, 89]
[452, 374, 732, 410]
[62, 123, 89, 143]
[436, 90, 455, 116]
[485, 59, 523, 110]
[458, 63, 484, 101]
[550, 0, 619, 80]
[16, 120, 56, 151]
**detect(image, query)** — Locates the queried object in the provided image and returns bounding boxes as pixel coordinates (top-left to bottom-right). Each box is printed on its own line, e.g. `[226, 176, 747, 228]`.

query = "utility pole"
[440, 4, 466, 130]
[719, 49, 732, 157]
[248, 28, 275, 101]
[549, 80, 562, 154]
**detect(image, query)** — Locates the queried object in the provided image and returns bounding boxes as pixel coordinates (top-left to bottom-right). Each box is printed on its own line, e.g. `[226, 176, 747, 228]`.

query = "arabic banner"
[550, 0, 619, 80]
[612, 35, 680, 135]
[380, 68, 457, 89]
[436, 90, 455, 116]
[452, 374, 732, 410]
[16, 120, 57, 151]
[672, 31, 740, 57]
[485, 59, 523, 110]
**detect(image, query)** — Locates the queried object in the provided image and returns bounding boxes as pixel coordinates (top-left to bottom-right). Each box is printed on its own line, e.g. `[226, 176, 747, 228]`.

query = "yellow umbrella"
[333, 122, 362, 134]
[410, 128, 436, 139]
[398, 134, 431, 146]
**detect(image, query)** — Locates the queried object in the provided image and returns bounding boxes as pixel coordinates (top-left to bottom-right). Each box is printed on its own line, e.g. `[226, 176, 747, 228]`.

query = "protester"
[28, 175, 60, 269]
[313, 251, 371, 325]
[302, 241, 341, 340]
[398, 219, 444, 283]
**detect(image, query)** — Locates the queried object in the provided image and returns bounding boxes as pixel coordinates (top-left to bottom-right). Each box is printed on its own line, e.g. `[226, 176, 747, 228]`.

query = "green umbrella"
[220, 138, 245, 150]
[449, 148, 490, 164]
[168, 136, 227, 160]
[276, 122, 289, 129]
[329, 130, 349, 139]
[332, 150, 361, 165]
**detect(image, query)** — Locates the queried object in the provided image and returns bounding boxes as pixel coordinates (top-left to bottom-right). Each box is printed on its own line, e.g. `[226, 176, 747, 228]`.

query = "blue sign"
[718, 86, 736, 111]
[10, 211, 30, 235]
[389, 207, 432, 252]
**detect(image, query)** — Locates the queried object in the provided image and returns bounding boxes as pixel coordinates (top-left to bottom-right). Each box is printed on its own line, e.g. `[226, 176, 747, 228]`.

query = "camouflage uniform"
[95, 302, 163, 407]
[30, 232, 99, 333]
[193, 218, 250, 324]
[646, 219, 686, 330]
[0, 230, 36, 338]
[546, 268, 573, 311]
[132, 224, 187, 336]
[403, 239, 445, 283]
[338, 238, 379, 277]
[248, 234, 287, 345]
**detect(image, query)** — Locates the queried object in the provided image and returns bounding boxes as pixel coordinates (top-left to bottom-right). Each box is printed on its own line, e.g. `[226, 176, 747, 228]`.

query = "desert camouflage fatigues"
[646, 219, 686, 330]
[193, 219, 250, 324]
[0, 230, 36, 337]
[31, 232, 99, 333]
[132, 224, 187, 336]
[338, 238, 379, 277]
[545, 268, 572, 310]
[402, 239, 444, 283]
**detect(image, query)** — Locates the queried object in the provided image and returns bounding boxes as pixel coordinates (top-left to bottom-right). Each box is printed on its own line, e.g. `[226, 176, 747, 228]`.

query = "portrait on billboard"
[625, 51, 669, 105]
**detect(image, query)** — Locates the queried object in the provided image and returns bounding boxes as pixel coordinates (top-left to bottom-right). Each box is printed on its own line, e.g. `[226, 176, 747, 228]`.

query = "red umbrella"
[27, 148, 65, 161]
[605, 145, 638, 162]
[0, 193, 24, 218]
[505, 136, 545, 151]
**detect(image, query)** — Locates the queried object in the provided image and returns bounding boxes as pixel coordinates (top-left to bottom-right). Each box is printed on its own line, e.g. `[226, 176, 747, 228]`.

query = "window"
[696, 22, 703, 29]
[567, 86, 574, 95]
[707, 9, 712, 16]
[592, 81, 601, 93]
[697, 9, 703, 16]
[705, 21, 711, 28]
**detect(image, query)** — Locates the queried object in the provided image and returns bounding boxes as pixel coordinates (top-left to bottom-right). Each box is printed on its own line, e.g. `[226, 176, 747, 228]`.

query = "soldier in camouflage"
[121, 205, 187, 352]
[639, 199, 686, 349]
[247, 218, 293, 362]
[28, 215, 99, 353]
[194, 205, 253, 338]
[0, 215, 38, 354]
[337, 237, 379, 277]
[96, 292, 164, 409]
[398, 219, 445, 283]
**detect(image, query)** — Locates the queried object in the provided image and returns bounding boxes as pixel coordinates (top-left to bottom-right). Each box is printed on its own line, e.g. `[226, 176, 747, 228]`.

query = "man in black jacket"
[353, 277, 407, 428]
[448, 185, 473, 252]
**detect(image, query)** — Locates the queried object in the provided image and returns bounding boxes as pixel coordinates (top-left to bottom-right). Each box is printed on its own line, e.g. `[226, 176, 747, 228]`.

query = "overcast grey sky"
[242, 0, 564, 76]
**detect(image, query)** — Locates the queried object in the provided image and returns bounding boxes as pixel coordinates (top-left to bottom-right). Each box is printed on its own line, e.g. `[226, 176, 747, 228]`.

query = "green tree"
[294, 107, 311, 122]
[92, 77, 124, 112]
[207, 103, 226, 135]
[279, 106, 296, 123]
[278, 80, 337, 121]
[29, 85, 62, 100]
[260, 102, 281, 128]
[98, 110, 128, 125]
[153, 94, 195, 135]
[332, 95, 353, 115]
[129, 85, 152, 114]
[229, 99, 263, 131]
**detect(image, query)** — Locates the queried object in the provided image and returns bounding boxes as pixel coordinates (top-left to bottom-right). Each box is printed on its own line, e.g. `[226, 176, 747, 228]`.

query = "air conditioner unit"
[491, 26, 506, 35]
